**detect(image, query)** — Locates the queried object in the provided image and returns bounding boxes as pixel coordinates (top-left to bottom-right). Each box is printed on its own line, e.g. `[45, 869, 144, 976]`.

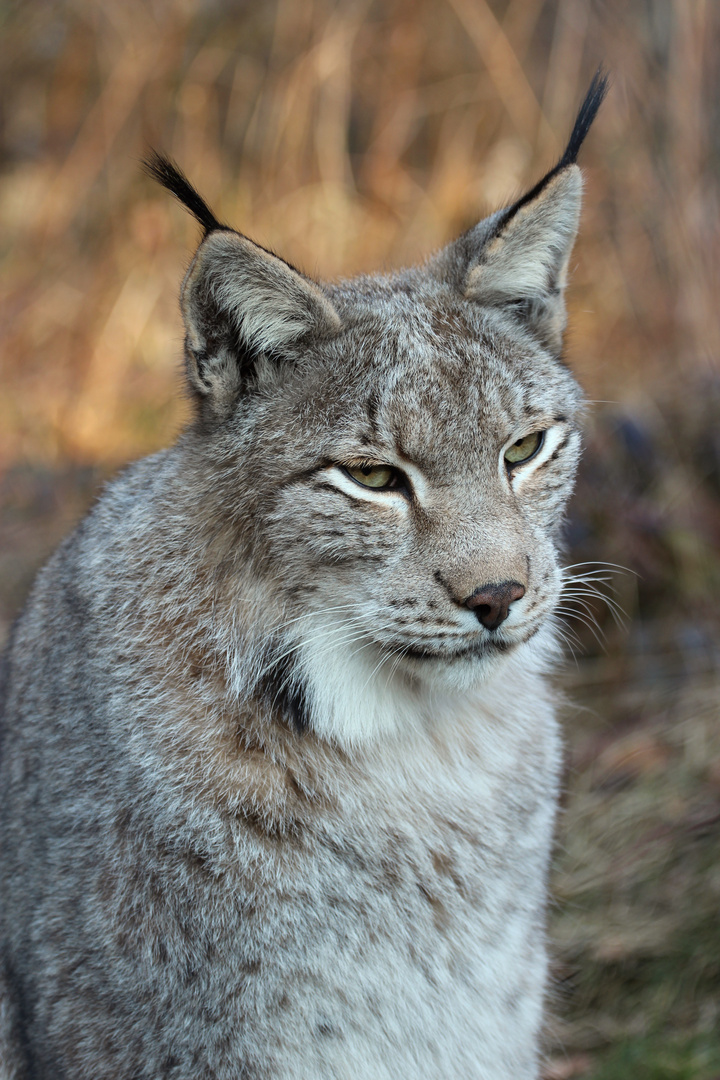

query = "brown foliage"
[2, 0, 719, 467]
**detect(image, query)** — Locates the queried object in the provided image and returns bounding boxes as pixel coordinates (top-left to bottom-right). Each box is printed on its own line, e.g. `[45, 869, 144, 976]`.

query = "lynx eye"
[504, 431, 544, 467]
[345, 464, 397, 489]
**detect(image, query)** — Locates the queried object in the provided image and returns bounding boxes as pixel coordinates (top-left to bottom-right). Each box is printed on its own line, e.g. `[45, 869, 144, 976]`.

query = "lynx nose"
[465, 581, 525, 630]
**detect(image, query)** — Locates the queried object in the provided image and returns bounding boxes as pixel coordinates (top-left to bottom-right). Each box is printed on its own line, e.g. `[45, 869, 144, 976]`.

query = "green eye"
[345, 464, 396, 489]
[504, 431, 543, 466]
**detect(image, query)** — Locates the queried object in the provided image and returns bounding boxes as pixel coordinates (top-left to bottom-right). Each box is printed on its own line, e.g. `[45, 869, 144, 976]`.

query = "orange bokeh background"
[1, 0, 718, 468]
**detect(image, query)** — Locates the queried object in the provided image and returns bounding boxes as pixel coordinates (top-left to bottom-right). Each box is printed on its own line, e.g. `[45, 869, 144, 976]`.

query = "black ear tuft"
[428, 69, 608, 353]
[487, 67, 608, 234]
[557, 67, 610, 169]
[143, 151, 227, 236]
[500, 68, 609, 225]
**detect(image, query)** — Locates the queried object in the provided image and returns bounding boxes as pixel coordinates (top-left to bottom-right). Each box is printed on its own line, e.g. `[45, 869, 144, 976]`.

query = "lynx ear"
[434, 70, 608, 354]
[462, 166, 583, 352]
[144, 153, 341, 419]
[180, 231, 341, 415]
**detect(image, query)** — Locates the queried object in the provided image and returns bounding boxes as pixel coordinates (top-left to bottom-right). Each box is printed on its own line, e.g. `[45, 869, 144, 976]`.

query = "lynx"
[0, 74, 607, 1079]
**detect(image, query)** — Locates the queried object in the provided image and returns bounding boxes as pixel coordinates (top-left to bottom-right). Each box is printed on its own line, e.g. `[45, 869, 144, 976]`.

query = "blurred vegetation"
[1, 1, 719, 1076]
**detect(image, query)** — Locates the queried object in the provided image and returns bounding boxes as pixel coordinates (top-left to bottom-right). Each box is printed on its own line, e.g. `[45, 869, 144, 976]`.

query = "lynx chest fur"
[0, 76, 607, 1080]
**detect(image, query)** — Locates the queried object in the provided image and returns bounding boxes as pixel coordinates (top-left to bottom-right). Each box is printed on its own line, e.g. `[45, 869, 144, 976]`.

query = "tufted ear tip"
[427, 72, 607, 354]
[145, 154, 342, 422]
[557, 67, 609, 170]
[143, 151, 227, 236]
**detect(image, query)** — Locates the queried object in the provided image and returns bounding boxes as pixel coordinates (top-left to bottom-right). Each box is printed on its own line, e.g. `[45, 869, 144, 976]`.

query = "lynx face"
[145, 76, 602, 745]
[178, 266, 583, 743]
[254, 288, 583, 713]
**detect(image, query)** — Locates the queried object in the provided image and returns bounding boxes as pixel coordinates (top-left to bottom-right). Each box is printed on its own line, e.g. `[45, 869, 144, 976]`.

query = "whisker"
[385, 642, 414, 692]
[257, 603, 368, 640]
[359, 642, 399, 694]
[251, 620, 377, 688]
[561, 582, 629, 626]
[561, 567, 630, 624]
[555, 607, 606, 648]
[549, 617, 582, 667]
[562, 560, 636, 575]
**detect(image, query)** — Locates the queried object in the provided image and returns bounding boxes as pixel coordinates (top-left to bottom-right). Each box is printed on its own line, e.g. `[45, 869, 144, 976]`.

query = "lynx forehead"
[0, 74, 608, 1079]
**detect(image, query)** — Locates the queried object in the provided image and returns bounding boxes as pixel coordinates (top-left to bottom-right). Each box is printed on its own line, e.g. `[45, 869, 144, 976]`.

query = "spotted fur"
[0, 74, 607, 1079]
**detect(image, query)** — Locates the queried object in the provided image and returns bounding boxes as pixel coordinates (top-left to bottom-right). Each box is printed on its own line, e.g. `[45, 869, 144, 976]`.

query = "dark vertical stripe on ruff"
[259, 651, 310, 735]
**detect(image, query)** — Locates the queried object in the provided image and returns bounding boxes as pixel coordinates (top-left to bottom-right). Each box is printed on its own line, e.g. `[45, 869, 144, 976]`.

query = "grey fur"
[0, 79, 604, 1079]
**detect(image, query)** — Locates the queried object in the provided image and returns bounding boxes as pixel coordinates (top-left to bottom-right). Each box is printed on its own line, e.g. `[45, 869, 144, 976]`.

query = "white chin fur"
[295, 618, 560, 749]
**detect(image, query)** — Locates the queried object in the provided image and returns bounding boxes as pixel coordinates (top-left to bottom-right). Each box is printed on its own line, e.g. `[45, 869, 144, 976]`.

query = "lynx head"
[146, 73, 607, 747]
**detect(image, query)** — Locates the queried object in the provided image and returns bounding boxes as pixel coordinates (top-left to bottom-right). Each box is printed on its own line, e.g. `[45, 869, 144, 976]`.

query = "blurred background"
[1, 0, 719, 1075]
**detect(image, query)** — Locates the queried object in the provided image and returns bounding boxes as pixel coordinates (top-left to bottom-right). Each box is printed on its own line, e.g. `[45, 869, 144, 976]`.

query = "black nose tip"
[465, 581, 525, 630]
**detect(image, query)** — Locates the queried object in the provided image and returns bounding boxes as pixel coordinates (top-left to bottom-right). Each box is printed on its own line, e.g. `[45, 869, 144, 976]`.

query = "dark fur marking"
[283, 682, 309, 736]
[350, 434, 377, 451]
[312, 481, 366, 505]
[60, 575, 90, 625]
[535, 434, 569, 473]
[144, 152, 304, 276]
[143, 152, 226, 235]
[258, 653, 310, 736]
[417, 882, 450, 930]
[365, 392, 383, 442]
[433, 569, 456, 603]
[278, 461, 336, 489]
[498, 70, 608, 233]
[546, 433, 571, 464]
[535, 477, 569, 491]
[517, 623, 541, 646]
[1, 952, 39, 1078]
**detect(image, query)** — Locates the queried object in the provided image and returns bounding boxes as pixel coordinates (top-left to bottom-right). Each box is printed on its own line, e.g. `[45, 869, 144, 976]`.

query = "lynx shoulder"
[0, 74, 607, 1080]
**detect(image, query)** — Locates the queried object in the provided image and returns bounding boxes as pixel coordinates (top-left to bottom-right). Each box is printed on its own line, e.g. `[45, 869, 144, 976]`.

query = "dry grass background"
[1, 1, 719, 1076]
